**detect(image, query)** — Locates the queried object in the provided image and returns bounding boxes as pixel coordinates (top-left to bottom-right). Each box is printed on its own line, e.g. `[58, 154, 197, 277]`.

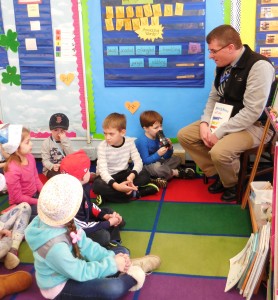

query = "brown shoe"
[0, 271, 32, 298]
[131, 254, 161, 273]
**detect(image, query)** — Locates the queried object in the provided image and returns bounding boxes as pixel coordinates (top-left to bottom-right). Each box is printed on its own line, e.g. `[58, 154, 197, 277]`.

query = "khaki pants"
[177, 120, 271, 188]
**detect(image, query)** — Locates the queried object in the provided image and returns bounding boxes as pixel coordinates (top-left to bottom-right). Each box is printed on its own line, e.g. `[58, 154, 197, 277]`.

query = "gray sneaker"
[131, 254, 161, 273]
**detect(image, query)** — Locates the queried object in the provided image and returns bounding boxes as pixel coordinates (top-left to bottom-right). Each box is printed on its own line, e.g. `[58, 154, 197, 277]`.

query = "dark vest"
[214, 45, 273, 119]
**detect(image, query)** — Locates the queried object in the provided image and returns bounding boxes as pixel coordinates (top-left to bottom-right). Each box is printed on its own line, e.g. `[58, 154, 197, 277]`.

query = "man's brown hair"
[206, 25, 242, 50]
[102, 113, 126, 131]
[140, 110, 163, 128]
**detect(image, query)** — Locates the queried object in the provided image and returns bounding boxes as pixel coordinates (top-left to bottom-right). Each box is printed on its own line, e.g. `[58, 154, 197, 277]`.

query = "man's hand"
[200, 122, 212, 147]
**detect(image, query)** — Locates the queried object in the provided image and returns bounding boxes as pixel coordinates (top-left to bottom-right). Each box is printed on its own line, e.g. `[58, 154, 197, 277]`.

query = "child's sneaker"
[106, 241, 130, 255]
[94, 195, 102, 206]
[131, 254, 161, 273]
[4, 249, 20, 270]
[150, 177, 167, 188]
[178, 167, 196, 179]
[137, 183, 159, 198]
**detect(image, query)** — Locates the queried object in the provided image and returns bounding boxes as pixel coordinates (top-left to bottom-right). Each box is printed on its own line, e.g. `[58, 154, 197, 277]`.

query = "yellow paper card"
[116, 19, 124, 31]
[116, 6, 125, 19]
[106, 6, 114, 19]
[175, 3, 184, 16]
[126, 6, 134, 18]
[261, 7, 278, 18]
[132, 18, 141, 31]
[140, 17, 149, 27]
[151, 16, 159, 26]
[260, 20, 278, 31]
[164, 4, 173, 17]
[152, 4, 162, 17]
[124, 19, 132, 31]
[136, 6, 144, 18]
[143, 4, 153, 17]
[105, 19, 114, 31]
[266, 34, 278, 44]
[260, 47, 278, 57]
[27, 4, 40, 17]
[262, 0, 278, 3]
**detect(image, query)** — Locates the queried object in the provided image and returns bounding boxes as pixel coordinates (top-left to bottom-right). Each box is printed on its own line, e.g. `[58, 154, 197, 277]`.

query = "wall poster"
[256, 0, 278, 76]
[100, 0, 206, 87]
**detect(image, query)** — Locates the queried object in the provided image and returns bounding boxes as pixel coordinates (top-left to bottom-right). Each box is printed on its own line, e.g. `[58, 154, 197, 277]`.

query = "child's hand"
[113, 181, 138, 194]
[157, 146, 168, 156]
[126, 173, 135, 183]
[115, 253, 130, 272]
[166, 138, 173, 149]
[0, 229, 12, 239]
[52, 164, 60, 172]
[108, 215, 119, 226]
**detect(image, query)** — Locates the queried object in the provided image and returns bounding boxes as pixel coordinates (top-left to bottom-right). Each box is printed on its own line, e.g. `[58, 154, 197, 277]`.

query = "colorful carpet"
[0, 177, 267, 300]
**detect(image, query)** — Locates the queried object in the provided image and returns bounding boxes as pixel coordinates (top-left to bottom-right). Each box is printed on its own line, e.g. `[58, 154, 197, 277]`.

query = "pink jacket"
[5, 153, 43, 205]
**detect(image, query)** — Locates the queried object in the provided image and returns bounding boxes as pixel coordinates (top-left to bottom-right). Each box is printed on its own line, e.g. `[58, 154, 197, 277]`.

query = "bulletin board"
[100, 0, 206, 87]
[255, 0, 278, 76]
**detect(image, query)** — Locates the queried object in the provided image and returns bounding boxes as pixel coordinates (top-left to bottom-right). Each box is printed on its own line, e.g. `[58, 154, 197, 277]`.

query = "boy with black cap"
[41, 113, 74, 179]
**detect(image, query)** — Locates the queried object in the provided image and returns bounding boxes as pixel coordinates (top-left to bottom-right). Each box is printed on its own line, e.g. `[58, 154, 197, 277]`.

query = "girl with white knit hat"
[25, 174, 161, 299]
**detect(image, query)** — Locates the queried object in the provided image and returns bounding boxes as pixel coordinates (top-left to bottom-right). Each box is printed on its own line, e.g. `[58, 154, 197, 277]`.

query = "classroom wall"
[0, 0, 257, 148]
[88, 0, 225, 139]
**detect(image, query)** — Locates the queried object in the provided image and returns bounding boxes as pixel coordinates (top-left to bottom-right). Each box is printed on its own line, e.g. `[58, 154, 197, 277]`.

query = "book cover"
[209, 102, 233, 133]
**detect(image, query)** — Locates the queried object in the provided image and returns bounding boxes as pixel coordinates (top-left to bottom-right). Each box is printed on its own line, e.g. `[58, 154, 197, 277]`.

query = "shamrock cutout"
[1, 66, 21, 86]
[0, 29, 20, 53]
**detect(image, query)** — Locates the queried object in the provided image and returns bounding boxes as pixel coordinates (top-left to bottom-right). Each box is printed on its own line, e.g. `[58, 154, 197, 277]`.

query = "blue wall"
[88, 1, 224, 139]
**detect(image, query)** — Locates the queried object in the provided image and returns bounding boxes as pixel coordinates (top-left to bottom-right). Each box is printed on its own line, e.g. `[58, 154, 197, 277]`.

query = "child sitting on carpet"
[135, 110, 195, 188]
[25, 174, 161, 300]
[93, 112, 159, 204]
[60, 150, 129, 254]
[0, 202, 31, 269]
[4, 125, 43, 219]
[41, 113, 74, 179]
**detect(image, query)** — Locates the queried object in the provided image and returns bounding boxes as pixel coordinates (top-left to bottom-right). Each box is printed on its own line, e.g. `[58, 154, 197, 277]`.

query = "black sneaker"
[178, 167, 196, 179]
[150, 177, 168, 188]
[137, 183, 159, 198]
[94, 195, 102, 206]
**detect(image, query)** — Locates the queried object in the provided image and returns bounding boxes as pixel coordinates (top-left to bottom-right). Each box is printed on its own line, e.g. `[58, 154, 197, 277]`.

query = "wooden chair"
[236, 137, 275, 204]
[239, 79, 278, 206]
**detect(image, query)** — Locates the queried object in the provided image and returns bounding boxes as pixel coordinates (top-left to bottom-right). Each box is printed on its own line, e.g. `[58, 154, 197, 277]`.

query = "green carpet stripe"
[151, 233, 249, 277]
[108, 201, 160, 231]
[157, 203, 252, 236]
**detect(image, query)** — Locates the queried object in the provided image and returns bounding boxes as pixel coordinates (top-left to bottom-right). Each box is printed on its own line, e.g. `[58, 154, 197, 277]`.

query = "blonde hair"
[102, 113, 126, 131]
[4, 127, 30, 172]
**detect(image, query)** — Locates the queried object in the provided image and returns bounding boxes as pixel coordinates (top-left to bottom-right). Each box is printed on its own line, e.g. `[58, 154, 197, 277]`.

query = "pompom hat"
[38, 174, 83, 226]
[49, 113, 69, 130]
[60, 150, 90, 180]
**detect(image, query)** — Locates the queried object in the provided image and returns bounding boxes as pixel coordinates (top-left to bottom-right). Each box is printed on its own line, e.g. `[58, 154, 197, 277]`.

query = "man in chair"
[178, 24, 275, 202]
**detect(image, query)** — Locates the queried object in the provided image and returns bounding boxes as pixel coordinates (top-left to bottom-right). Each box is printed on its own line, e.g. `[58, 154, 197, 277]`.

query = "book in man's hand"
[209, 102, 233, 133]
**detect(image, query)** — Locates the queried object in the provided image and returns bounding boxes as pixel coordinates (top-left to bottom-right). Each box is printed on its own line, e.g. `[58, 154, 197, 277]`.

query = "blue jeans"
[54, 274, 136, 300]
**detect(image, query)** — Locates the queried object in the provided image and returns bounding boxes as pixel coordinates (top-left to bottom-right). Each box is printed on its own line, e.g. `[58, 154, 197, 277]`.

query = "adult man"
[178, 25, 275, 201]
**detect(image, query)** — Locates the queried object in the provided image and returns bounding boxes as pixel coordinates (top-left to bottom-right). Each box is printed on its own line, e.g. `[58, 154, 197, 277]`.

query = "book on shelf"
[209, 102, 233, 133]
[225, 222, 271, 299]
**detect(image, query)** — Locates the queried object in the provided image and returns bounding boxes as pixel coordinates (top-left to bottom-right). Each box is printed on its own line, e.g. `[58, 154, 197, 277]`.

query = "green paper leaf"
[0, 29, 20, 53]
[1, 65, 21, 86]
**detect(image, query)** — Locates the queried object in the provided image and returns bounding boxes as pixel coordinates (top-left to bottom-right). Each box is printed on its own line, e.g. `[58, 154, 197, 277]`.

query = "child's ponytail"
[66, 219, 84, 260]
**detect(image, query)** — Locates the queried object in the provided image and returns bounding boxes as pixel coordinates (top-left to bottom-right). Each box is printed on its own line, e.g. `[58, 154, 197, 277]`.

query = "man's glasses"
[208, 44, 230, 55]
